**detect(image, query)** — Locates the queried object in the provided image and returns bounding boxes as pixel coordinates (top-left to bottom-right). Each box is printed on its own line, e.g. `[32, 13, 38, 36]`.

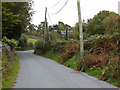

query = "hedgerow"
[34, 33, 120, 86]
[2, 43, 20, 88]
[2, 37, 18, 50]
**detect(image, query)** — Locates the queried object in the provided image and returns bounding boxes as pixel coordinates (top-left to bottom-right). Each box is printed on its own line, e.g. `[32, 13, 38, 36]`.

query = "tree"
[28, 24, 36, 33]
[53, 24, 59, 30]
[73, 21, 87, 40]
[86, 10, 116, 36]
[102, 14, 118, 34]
[2, 2, 21, 39]
[37, 24, 42, 33]
[49, 25, 54, 31]
[2, 1, 34, 40]
[64, 24, 71, 40]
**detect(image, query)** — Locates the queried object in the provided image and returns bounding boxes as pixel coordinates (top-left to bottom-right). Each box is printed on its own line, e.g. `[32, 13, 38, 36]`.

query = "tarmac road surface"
[14, 50, 118, 88]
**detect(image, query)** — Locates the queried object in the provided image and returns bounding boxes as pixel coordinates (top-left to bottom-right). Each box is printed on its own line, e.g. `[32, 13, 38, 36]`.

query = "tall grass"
[2, 44, 20, 88]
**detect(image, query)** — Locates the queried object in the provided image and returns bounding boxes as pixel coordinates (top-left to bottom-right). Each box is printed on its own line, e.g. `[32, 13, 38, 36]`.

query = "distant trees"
[86, 10, 117, 36]
[2, 1, 34, 40]
[72, 10, 118, 40]
[28, 24, 37, 33]
[102, 14, 118, 34]
[73, 20, 87, 40]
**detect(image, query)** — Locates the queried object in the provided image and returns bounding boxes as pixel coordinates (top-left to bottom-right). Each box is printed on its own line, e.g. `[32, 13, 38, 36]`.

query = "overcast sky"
[31, 0, 120, 26]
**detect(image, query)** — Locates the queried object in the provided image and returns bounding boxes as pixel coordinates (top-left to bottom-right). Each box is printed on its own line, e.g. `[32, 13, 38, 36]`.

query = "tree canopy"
[86, 10, 117, 36]
[2, 1, 34, 40]
[102, 14, 119, 34]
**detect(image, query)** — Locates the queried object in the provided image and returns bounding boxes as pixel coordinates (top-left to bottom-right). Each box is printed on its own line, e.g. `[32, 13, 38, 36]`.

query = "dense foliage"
[2, 1, 34, 40]
[18, 34, 34, 50]
[2, 37, 18, 50]
[2, 43, 20, 88]
[86, 10, 117, 36]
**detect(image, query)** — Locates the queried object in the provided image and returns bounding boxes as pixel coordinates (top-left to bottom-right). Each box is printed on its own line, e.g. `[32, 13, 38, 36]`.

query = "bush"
[100, 54, 120, 82]
[85, 53, 107, 68]
[2, 43, 20, 88]
[79, 33, 120, 85]
[53, 40, 67, 53]
[2, 37, 18, 50]
[84, 33, 119, 51]
[43, 41, 52, 52]
[34, 40, 44, 54]
[59, 41, 79, 64]
[27, 42, 34, 48]
[18, 34, 27, 47]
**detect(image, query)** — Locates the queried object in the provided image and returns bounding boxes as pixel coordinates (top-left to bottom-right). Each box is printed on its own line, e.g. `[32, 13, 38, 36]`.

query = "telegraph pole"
[118, 2, 120, 69]
[47, 22, 51, 41]
[44, 7, 47, 44]
[77, 0, 84, 58]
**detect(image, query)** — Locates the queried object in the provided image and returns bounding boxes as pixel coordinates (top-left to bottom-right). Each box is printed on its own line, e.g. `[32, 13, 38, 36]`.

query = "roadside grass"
[2, 52, 20, 88]
[63, 55, 78, 70]
[106, 78, 120, 87]
[16, 38, 38, 51]
[35, 50, 60, 63]
[85, 68, 106, 78]
[0, 60, 2, 89]
[85, 68, 120, 87]
[35, 49, 78, 70]
[27, 38, 38, 44]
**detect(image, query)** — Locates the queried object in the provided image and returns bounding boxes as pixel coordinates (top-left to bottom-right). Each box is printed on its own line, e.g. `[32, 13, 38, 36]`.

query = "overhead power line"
[49, 0, 69, 15]
[47, 12, 53, 25]
[49, 0, 62, 9]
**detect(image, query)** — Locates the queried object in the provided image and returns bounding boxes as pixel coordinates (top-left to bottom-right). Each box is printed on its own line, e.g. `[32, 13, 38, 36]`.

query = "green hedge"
[2, 37, 18, 50]
[84, 33, 119, 50]
[2, 44, 20, 88]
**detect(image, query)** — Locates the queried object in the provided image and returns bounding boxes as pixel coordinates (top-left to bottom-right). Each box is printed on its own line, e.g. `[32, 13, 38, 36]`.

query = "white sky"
[31, 0, 120, 26]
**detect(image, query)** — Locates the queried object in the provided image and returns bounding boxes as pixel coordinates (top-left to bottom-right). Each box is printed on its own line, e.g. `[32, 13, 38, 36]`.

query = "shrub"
[84, 33, 119, 51]
[27, 42, 34, 49]
[100, 54, 120, 82]
[53, 39, 69, 53]
[81, 33, 120, 85]
[2, 37, 18, 50]
[18, 34, 27, 47]
[59, 41, 79, 64]
[34, 40, 44, 54]
[85, 53, 107, 68]
[2, 43, 20, 88]
[43, 41, 52, 52]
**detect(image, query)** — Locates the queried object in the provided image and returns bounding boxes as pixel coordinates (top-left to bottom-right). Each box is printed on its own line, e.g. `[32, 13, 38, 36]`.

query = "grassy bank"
[27, 38, 38, 44]
[35, 49, 120, 87]
[85, 69, 120, 87]
[16, 37, 38, 51]
[2, 44, 20, 88]
[0, 60, 2, 89]
[34, 33, 120, 87]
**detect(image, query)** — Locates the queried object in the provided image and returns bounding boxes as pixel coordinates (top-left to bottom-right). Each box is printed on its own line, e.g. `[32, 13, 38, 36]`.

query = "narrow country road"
[14, 50, 118, 88]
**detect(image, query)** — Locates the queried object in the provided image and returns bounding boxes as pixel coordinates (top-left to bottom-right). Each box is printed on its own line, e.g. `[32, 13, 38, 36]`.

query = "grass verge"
[2, 51, 20, 88]
[85, 68, 120, 87]
[27, 38, 38, 44]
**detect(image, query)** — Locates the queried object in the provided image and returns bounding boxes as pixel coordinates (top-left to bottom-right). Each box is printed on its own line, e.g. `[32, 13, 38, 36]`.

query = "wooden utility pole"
[47, 22, 51, 41]
[77, 0, 84, 58]
[44, 7, 47, 44]
[44, 7, 51, 43]
[119, 16, 120, 67]
[118, 2, 120, 68]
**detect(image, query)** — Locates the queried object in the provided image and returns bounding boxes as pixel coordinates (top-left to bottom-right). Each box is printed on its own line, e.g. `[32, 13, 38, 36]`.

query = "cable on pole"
[49, 0, 69, 15]
[49, 0, 62, 9]
[47, 12, 53, 25]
